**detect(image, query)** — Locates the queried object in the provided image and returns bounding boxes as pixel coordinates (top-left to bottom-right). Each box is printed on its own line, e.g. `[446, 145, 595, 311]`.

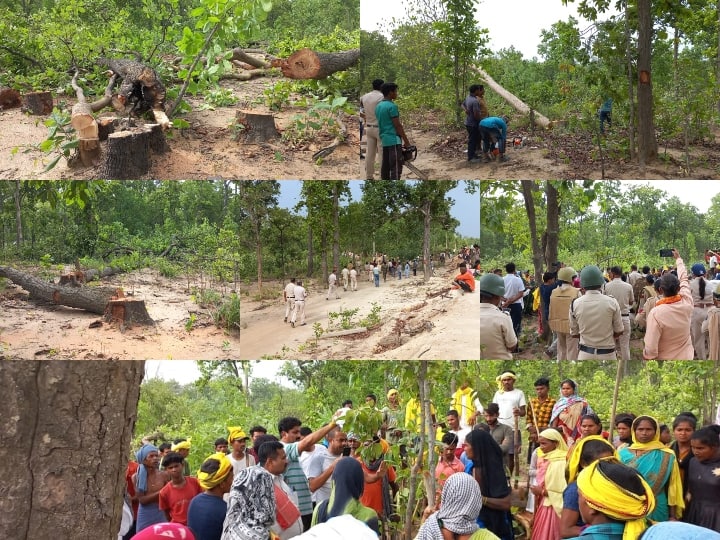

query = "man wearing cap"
[227, 427, 256, 475]
[549, 267, 581, 361]
[480, 272, 517, 359]
[603, 266, 634, 362]
[570, 265, 623, 360]
[283, 278, 296, 323]
[381, 389, 404, 444]
[187, 452, 234, 540]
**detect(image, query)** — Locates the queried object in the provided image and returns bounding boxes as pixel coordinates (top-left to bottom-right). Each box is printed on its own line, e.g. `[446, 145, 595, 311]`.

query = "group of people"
[480, 251, 720, 360]
[463, 84, 510, 164]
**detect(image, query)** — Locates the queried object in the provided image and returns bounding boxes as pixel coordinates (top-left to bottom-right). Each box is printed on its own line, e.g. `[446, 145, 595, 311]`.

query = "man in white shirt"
[259, 440, 304, 540]
[491, 371, 526, 476]
[604, 266, 634, 362]
[227, 427, 256, 475]
[327, 268, 340, 300]
[307, 428, 347, 504]
[444, 410, 470, 449]
[360, 79, 384, 180]
[349, 267, 358, 292]
[283, 278, 296, 323]
[290, 280, 307, 327]
[341, 266, 350, 291]
[502, 262, 527, 343]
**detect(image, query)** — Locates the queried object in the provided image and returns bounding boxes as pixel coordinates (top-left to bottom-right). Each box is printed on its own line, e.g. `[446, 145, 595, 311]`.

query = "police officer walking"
[570, 265, 623, 360]
[603, 266, 634, 362]
[548, 267, 581, 361]
[480, 274, 518, 359]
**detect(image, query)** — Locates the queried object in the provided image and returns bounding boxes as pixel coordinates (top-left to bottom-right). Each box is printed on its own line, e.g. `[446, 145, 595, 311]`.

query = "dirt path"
[239, 264, 480, 360]
[0, 268, 238, 360]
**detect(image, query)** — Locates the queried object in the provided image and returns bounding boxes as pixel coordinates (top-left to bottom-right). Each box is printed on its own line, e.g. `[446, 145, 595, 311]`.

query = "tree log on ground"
[271, 48, 360, 79]
[71, 70, 101, 167]
[0, 266, 121, 314]
[104, 290, 154, 327]
[22, 91, 53, 115]
[235, 111, 278, 142]
[471, 65, 552, 129]
[231, 48, 272, 69]
[0, 87, 21, 110]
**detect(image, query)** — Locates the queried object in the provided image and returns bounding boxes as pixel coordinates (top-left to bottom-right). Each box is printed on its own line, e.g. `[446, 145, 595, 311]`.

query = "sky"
[360, 0, 620, 60]
[276, 181, 479, 238]
[622, 180, 715, 213]
[146, 360, 293, 387]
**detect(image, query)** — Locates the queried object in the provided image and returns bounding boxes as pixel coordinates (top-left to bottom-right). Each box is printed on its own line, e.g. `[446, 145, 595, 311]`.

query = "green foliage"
[12, 107, 78, 173]
[185, 312, 197, 332]
[283, 96, 351, 144]
[327, 306, 360, 331]
[359, 302, 382, 328]
[199, 86, 239, 109]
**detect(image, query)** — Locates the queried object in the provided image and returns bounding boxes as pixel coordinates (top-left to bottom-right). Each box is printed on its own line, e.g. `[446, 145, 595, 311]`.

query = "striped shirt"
[281, 441, 313, 515]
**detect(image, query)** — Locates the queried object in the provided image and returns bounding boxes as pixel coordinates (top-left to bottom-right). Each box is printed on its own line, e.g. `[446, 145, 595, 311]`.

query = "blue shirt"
[376, 100, 401, 147]
[567, 522, 625, 540]
[479, 117, 507, 140]
[187, 493, 227, 540]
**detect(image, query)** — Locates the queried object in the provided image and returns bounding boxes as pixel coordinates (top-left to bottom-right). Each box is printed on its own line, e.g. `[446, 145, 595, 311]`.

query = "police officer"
[570, 265, 623, 360]
[603, 266, 634, 362]
[548, 267, 581, 361]
[480, 273, 517, 359]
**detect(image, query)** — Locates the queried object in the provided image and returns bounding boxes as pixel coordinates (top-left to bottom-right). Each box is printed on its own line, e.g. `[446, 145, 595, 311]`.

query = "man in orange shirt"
[451, 263, 476, 293]
[356, 439, 398, 521]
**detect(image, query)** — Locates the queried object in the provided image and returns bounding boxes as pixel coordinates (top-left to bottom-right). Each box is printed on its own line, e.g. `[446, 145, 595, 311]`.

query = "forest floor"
[0, 267, 239, 360]
[0, 76, 359, 180]
[239, 258, 480, 360]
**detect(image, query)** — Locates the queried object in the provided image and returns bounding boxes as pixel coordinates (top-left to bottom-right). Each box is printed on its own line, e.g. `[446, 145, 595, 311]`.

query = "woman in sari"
[668, 413, 696, 496]
[617, 415, 684, 522]
[550, 380, 593, 446]
[312, 457, 379, 536]
[463, 430, 513, 540]
[530, 429, 568, 540]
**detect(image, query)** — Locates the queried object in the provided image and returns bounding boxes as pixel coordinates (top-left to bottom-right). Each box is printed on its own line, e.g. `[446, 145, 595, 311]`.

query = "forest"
[0, 0, 360, 179]
[361, 0, 720, 179]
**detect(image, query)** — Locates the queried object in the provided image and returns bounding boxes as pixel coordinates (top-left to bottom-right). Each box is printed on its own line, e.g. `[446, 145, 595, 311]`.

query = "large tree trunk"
[471, 66, 552, 129]
[332, 182, 340, 272]
[272, 48, 360, 79]
[0, 266, 121, 314]
[0, 360, 144, 539]
[13, 180, 22, 248]
[625, 2, 636, 160]
[521, 181, 544, 283]
[637, 0, 657, 169]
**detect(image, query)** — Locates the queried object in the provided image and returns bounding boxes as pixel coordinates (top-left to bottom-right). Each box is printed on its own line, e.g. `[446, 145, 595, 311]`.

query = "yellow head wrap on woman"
[567, 435, 616, 483]
[577, 458, 655, 540]
[171, 439, 191, 451]
[197, 452, 233, 490]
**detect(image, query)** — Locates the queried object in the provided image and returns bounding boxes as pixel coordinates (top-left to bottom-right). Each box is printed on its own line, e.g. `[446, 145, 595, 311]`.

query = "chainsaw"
[401, 145, 428, 180]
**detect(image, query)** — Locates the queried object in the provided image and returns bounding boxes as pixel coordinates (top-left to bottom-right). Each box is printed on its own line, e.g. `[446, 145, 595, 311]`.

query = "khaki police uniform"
[690, 278, 713, 360]
[548, 283, 581, 361]
[480, 304, 517, 359]
[284, 282, 296, 322]
[603, 277, 634, 361]
[569, 290, 623, 360]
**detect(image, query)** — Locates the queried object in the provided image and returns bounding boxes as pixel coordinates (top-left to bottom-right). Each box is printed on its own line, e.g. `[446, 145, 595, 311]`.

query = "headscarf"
[227, 426, 248, 442]
[313, 457, 379, 534]
[576, 458, 655, 540]
[627, 416, 685, 515]
[131, 523, 196, 540]
[135, 443, 159, 492]
[641, 521, 720, 540]
[549, 380, 593, 424]
[197, 452, 233, 490]
[567, 435, 616, 483]
[222, 466, 275, 540]
[495, 372, 517, 392]
[416, 473, 482, 539]
[537, 428, 568, 460]
[387, 389, 399, 399]
[171, 439, 191, 452]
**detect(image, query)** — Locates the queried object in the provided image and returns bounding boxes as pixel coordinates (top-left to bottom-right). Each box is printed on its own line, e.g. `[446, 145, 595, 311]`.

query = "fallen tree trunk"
[71, 70, 101, 167]
[272, 48, 360, 79]
[231, 48, 272, 69]
[471, 65, 553, 129]
[0, 266, 120, 315]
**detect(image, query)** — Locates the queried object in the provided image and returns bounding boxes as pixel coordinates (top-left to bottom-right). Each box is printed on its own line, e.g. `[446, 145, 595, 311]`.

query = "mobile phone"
[342, 446, 351, 456]
[659, 249, 673, 257]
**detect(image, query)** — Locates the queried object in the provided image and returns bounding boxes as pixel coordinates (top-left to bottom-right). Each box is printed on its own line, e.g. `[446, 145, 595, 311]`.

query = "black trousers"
[381, 144, 403, 180]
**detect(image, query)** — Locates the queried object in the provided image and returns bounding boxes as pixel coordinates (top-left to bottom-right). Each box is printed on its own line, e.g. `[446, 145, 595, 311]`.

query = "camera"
[342, 446, 351, 456]
[659, 249, 673, 257]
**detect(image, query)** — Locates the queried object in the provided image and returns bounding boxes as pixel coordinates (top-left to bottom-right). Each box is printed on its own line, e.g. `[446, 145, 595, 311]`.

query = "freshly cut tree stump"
[272, 48, 360, 79]
[0, 266, 119, 314]
[235, 111, 278, 142]
[22, 91, 53, 115]
[101, 128, 151, 179]
[146, 123, 169, 154]
[97, 117, 117, 141]
[104, 292, 154, 327]
[0, 87, 21, 110]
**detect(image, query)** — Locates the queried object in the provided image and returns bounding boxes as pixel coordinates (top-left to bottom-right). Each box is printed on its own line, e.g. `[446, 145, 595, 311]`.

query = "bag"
[273, 484, 301, 530]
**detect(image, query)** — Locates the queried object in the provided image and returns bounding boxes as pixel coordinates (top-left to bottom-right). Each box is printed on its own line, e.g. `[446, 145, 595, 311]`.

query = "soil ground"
[3, 82, 719, 180]
[0, 267, 238, 360]
[239, 259, 480, 360]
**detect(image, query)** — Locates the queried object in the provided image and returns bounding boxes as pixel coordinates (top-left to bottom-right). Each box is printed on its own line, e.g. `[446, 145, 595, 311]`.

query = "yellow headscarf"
[628, 416, 685, 516]
[227, 426, 248, 442]
[577, 458, 655, 540]
[495, 371, 517, 392]
[171, 439, 191, 451]
[567, 436, 616, 483]
[197, 452, 233, 490]
[538, 428, 568, 460]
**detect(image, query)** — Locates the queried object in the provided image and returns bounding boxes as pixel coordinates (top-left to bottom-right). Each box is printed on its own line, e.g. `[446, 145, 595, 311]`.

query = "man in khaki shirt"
[570, 265, 623, 360]
[549, 267, 581, 361]
[480, 274, 517, 359]
[603, 266, 634, 361]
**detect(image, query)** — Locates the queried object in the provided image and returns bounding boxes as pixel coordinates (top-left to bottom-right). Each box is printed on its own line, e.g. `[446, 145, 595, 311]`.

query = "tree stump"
[97, 117, 117, 141]
[0, 87, 21, 110]
[235, 111, 278, 143]
[22, 91, 53, 115]
[271, 48, 360, 79]
[104, 292, 154, 327]
[146, 123, 169, 154]
[101, 128, 151, 179]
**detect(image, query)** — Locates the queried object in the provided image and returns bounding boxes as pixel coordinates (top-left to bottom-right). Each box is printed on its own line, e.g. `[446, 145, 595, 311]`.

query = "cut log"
[320, 327, 368, 338]
[0, 266, 120, 315]
[471, 65, 552, 129]
[231, 48, 271, 69]
[70, 70, 101, 167]
[104, 294, 154, 327]
[0, 87, 21, 110]
[100, 127, 152, 179]
[235, 111, 278, 142]
[221, 68, 267, 81]
[271, 48, 360, 79]
[22, 91, 53, 115]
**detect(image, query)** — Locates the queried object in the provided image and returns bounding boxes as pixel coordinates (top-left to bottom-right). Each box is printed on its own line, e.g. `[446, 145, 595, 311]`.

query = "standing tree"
[0, 361, 144, 539]
[636, 0, 658, 169]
